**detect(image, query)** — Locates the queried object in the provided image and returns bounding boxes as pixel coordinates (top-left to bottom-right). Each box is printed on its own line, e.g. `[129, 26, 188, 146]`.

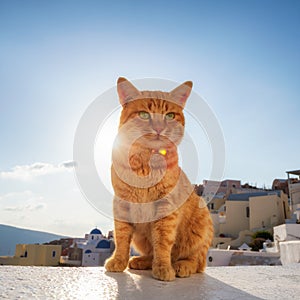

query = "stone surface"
[0, 264, 299, 299]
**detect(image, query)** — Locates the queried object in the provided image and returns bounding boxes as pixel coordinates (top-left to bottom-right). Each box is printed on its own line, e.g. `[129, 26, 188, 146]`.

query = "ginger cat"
[105, 77, 213, 281]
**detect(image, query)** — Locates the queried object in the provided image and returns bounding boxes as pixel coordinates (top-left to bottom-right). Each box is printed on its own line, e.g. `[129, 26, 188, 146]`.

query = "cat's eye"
[165, 112, 175, 120]
[138, 111, 151, 120]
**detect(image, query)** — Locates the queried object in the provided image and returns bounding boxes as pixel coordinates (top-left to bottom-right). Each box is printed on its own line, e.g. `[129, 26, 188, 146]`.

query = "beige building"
[0, 244, 62, 266]
[202, 179, 266, 210]
[201, 179, 241, 202]
[287, 169, 300, 216]
[211, 191, 290, 248]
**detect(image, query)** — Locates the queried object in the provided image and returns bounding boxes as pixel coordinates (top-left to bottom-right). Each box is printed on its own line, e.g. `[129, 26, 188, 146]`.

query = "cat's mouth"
[142, 134, 169, 146]
[148, 134, 181, 146]
[139, 133, 180, 150]
[132, 134, 179, 153]
[145, 133, 167, 141]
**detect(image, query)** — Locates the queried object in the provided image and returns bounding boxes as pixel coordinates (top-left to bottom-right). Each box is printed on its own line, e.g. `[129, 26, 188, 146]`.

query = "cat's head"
[116, 77, 192, 152]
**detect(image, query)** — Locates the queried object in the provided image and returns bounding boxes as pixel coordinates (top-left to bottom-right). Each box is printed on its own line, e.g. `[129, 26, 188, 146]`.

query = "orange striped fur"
[105, 78, 213, 281]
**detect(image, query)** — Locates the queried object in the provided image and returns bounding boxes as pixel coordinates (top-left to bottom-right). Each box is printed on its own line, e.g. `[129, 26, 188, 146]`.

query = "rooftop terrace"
[1, 264, 299, 299]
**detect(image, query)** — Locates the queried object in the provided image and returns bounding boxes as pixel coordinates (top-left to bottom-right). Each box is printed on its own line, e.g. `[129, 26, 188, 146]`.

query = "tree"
[249, 230, 274, 251]
[252, 230, 273, 241]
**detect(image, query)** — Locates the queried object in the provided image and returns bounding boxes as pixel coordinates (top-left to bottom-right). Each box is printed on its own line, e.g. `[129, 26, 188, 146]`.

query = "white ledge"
[0, 264, 299, 299]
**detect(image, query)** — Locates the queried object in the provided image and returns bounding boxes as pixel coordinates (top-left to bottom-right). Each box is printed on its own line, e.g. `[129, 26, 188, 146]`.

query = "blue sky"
[0, 0, 299, 236]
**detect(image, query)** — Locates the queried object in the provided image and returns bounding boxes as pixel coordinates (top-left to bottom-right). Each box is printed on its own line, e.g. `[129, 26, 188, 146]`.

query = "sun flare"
[94, 108, 121, 194]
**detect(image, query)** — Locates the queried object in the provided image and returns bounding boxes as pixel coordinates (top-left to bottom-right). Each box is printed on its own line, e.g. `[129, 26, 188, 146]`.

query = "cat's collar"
[151, 148, 167, 156]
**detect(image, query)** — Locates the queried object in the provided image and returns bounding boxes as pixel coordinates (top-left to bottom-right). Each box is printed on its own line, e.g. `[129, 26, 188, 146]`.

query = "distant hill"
[0, 224, 66, 256]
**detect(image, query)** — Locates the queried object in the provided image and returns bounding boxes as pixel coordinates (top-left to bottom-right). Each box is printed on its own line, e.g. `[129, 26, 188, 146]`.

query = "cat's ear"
[117, 77, 141, 106]
[170, 81, 193, 107]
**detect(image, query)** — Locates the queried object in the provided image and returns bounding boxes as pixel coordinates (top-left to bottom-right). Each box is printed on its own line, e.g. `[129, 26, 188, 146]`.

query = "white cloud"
[0, 190, 47, 212]
[60, 161, 77, 168]
[0, 161, 76, 181]
[0, 190, 34, 201]
[4, 202, 47, 212]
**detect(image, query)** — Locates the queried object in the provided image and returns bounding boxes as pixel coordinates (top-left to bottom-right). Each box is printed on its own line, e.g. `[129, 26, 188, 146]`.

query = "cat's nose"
[151, 115, 165, 134]
[153, 126, 164, 135]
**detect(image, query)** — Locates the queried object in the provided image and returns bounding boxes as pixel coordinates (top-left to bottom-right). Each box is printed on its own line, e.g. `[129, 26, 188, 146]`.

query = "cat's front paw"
[173, 260, 193, 278]
[105, 257, 128, 272]
[129, 256, 152, 270]
[152, 263, 175, 281]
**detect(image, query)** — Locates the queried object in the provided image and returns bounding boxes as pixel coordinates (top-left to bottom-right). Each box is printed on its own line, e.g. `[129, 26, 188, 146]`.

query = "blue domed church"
[69, 228, 114, 266]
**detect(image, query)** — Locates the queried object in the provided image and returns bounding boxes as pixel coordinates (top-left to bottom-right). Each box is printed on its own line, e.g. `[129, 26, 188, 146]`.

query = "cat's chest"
[112, 166, 180, 203]
[123, 183, 169, 203]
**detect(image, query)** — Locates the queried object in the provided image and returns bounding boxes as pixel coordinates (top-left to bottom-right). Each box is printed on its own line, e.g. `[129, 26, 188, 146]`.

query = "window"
[52, 251, 56, 258]
[24, 251, 28, 258]
[246, 207, 250, 218]
[211, 203, 214, 210]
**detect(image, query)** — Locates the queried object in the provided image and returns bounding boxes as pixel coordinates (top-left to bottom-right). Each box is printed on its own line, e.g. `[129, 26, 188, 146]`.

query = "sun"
[94, 107, 121, 194]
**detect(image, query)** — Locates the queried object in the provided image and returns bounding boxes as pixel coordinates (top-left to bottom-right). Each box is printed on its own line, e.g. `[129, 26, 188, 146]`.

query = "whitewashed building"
[69, 228, 114, 267]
